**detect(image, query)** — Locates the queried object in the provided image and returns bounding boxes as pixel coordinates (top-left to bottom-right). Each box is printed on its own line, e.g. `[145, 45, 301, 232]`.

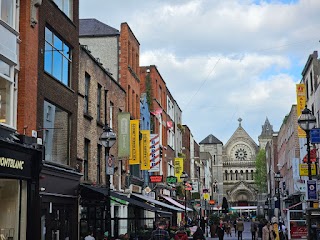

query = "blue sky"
[80, 0, 320, 144]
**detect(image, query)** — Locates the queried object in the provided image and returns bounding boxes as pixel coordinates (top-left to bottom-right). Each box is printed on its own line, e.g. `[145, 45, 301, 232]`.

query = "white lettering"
[0, 157, 24, 170]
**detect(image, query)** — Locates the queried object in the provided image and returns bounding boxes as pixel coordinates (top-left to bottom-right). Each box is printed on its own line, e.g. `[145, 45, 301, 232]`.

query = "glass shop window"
[0, 179, 27, 240]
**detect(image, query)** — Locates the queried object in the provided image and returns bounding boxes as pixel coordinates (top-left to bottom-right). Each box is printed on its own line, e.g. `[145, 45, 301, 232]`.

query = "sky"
[79, 0, 320, 144]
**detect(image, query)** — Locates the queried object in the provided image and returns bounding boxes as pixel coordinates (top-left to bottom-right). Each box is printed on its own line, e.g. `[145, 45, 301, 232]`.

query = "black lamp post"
[298, 106, 316, 207]
[274, 171, 282, 222]
[180, 171, 189, 227]
[100, 124, 117, 237]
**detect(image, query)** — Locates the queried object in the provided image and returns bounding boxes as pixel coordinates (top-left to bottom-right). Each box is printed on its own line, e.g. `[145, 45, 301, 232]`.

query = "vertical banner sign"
[106, 155, 114, 175]
[129, 120, 140, 165]
[174, 158, 184, 182]
[140, 130, 150, 170]
[118, 112, 130, 158]
[149, 134, 160, 172]
[307, 180, 317, 200]
[296, 84, 307, 138]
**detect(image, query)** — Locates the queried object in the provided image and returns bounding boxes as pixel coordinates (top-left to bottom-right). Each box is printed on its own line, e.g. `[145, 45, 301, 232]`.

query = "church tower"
[258, 117, 274, 149]
[222, 118, 259, 207]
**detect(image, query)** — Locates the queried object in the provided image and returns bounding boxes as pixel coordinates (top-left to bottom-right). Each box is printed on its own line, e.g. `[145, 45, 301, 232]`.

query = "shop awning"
[283, 202, 302, 210]
[80, 184, 161, 213]
[161, 195, 193, 212]
[131, 193, 183, 212]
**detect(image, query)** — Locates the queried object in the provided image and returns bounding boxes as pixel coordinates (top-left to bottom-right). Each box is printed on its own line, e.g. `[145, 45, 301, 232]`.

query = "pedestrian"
[258, 219, 265, 240]
[225, 220, 232, 237]
[216, 220, 225, 240]
[85, 231, 95, 240]
[236, 218, 244, 240]
[174, 227, 189, 240]
[150, 220, 170, 240]
[262, 222, 275, 240]
[251, 219, 258, 240]
[192, 227, 206, 240]
[233, 218, 237, 236]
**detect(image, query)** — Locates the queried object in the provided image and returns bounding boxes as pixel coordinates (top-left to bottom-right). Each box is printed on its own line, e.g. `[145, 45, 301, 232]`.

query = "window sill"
[84, 113, 93, 121]
[97, 121, 104, 128]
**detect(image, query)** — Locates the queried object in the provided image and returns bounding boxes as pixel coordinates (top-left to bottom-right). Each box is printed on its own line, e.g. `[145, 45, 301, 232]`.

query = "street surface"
[207, 221, 253, 240]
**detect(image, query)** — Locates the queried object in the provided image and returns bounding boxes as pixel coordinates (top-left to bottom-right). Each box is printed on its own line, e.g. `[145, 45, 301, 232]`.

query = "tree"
[222, 197, 229, 213]
[254, 149, 267, 193]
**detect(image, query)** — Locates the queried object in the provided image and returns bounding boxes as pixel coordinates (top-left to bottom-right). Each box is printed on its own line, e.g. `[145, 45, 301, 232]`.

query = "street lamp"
[100, 124, 117, 237]
[274, 171, 282, 222]
[180, 171, 189, 227]
[298, 106, 316, 207]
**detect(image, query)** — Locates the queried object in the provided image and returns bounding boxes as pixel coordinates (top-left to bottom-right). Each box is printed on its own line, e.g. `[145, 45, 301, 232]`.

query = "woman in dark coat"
[192, 227, 206, 240]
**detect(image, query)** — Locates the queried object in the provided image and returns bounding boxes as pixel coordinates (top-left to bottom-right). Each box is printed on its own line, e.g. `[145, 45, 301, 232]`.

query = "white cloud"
[80, 0, 320, 144]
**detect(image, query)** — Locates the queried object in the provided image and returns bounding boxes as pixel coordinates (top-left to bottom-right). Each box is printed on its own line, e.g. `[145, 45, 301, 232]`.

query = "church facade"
[200, 118, 273, 207]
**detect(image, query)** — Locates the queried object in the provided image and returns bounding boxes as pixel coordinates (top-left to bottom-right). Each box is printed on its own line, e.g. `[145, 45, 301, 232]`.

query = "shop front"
[0, 138, 42, 240]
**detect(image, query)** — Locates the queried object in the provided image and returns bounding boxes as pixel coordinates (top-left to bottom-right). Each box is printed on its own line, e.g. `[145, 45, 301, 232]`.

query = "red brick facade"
[119, 23, 140, 120]
[17, 0, 39, 135]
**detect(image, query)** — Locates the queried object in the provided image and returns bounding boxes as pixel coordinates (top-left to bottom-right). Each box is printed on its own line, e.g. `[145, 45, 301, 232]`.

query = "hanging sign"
[307, 180, 317, 200]
[149, 175, 163, 183]
[166, 176, 177, 183]
[106, 155, 114, 175]
[140, 130, 150, 170]
[129, 120, 140, 165]
[149, 134, 160, 172]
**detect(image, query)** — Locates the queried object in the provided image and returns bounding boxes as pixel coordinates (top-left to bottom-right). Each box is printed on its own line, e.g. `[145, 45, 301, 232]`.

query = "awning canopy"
[131, 193, 183, 212]
[161, 195, 193, 212]
[80, 184, 170, 213]
[283, 202, 302, 211]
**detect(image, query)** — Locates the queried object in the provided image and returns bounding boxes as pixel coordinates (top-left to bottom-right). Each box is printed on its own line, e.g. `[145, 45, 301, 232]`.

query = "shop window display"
[0, 179, 27, 240]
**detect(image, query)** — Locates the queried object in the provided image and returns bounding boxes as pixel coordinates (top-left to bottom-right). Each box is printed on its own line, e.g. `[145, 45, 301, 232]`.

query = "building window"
[97, 145, 102, 184]
[0, 63, 13, 126]
[97, 84, 102, 121]
[310, 70, 313, 92]
[1, 0, 14, 27]
[109, 102, 113, 128]
[0, 179, 27, 240]
[43, 101, 70, 165]
[84, 139, 89, 181]
[44, 27, 71, 86]
[52, 0, 73, 19]
[84, 73, 90, 114]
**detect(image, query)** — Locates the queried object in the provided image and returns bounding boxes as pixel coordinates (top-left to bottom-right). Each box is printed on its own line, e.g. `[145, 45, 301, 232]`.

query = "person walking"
[192, 227, 206, 240]
[251, 219, 258, 240]
[262, 222, 275, 240]
[236, 218, 244, 240]
[216, 220, 225, 240]
[174, 227, 189, 240]
[150, 220, 170, 240]
[233, 219, 237, 236]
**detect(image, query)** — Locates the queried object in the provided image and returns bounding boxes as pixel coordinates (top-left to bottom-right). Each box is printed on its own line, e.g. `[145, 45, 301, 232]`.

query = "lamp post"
[298, 106, 316, 208]
[274, 171, 282, 222]
[100, 124, 117, 237]
[180, 171, 189, 227]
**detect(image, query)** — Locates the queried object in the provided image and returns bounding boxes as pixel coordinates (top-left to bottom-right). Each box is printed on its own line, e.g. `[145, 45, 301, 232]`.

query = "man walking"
[150, 220, 170, 240]
[251, 219, 258, 240]
[236, 218, 244, 240]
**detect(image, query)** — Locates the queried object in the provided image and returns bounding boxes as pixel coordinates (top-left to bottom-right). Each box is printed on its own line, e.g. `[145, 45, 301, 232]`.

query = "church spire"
[238, 118, 242, 127]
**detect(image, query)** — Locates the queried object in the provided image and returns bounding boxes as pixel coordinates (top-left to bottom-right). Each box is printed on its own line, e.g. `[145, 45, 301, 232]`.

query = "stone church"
[200, 118, 273, 207]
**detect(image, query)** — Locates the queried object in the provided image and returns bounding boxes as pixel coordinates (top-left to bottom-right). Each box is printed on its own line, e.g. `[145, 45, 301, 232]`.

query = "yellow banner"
[140, 130, 150, 170]
[174, 158, 184, 182]
[299, 163, 316, 176]
[129, 120, 140, 165]
[296, 84, 307, 138]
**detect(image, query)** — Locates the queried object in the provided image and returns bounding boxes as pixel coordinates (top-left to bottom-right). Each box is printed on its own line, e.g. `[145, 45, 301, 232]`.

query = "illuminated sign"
[149, 175, 163, 183]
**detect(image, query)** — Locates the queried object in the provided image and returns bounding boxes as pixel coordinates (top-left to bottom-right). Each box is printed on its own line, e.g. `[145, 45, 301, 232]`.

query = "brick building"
[36, 1, 82, 239]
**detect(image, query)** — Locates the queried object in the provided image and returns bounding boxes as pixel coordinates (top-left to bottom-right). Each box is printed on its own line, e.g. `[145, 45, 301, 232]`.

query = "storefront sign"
[0, 148, 33, 179]
[299, 163, 316, 176]
[149, 175, 163, 183]
[290, 226, 307, 238]
[129, 120, 140, 165]
[174, 158, 183, 182]
[140, 130, 150, 170]
[166, 176, 177, 183]
[307, 180, 317, 200]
